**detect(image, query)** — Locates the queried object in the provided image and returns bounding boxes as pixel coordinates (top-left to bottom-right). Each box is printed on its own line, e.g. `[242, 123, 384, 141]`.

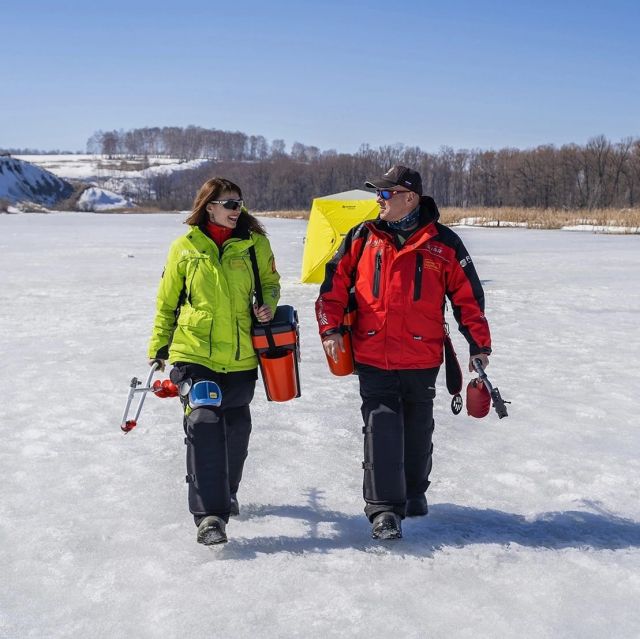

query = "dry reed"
[440, 207, 640, 231]
[256, 207, 640, 232]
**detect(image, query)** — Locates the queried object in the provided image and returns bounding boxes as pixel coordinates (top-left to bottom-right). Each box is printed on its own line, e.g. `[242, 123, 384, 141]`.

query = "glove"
[148, 358, 166, 372]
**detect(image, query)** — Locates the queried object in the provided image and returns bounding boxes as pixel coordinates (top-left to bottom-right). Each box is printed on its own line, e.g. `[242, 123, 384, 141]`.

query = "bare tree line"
[0, 147, 80, 155]
[86, 126, 289, 163]
[87, 127, 640, 211]
[136, 152, 382, 212]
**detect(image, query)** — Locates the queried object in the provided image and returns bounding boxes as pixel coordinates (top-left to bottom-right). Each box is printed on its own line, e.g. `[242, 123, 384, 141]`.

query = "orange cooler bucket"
[259, 349, 298, 402]
[251, 305, 301, 402]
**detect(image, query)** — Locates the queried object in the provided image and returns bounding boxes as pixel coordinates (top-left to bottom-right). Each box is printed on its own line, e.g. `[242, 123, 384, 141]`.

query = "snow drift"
[77, 187, 134, 212]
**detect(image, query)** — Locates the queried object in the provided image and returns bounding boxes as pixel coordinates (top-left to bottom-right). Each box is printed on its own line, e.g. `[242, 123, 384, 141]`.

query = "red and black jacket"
[315, 196, 491, 370]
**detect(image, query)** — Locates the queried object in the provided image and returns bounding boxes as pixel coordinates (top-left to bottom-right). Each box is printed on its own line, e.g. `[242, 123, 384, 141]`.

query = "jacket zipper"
[413, 253, 423, 301]
[187, 259, 201, 305]
[235, 319, 241, 360]
[372, 251, 382, 298]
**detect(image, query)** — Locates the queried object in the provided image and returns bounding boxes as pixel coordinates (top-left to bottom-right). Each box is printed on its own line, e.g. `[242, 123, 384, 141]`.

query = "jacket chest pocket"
[412, 252, 446, 304]
[223, 254, 254, 297]
[413, 253, 423, 300]
[372, 250, 383, 298]
[226, 255, 250, 272]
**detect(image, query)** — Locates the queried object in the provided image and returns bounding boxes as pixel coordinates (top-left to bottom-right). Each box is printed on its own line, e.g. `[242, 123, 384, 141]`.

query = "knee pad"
[361, 395, 401, 421]
[362, 402, 405, 506]
[185, 405, 223, 431]
[184, 407, 229, 516]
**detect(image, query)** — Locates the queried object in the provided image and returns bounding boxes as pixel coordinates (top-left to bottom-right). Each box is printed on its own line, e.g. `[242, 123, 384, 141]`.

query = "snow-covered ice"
[1, 213, 639, 638]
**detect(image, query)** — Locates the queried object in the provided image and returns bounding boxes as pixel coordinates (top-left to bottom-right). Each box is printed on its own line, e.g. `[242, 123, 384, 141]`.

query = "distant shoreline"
[3, 208, 638, 234]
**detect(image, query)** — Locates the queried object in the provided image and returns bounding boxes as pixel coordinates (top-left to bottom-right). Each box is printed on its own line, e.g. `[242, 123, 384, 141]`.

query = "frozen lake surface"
[1, 213, 639, 638]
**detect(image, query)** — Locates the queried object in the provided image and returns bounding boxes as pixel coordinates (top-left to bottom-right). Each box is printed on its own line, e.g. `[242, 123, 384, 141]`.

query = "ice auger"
[467, 357, 510, 419]
[119, 362, 179, 433]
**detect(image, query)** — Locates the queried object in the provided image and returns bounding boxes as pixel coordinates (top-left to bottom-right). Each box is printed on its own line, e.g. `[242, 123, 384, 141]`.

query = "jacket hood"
[418, 195, 440, 225]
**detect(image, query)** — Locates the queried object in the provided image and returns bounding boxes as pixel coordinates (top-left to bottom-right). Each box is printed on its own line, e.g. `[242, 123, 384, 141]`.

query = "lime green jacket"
[148, 222, 280, 373]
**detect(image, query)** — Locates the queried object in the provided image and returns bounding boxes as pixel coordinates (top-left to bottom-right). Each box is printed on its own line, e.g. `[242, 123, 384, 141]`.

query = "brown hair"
[184, 176, 266, 235]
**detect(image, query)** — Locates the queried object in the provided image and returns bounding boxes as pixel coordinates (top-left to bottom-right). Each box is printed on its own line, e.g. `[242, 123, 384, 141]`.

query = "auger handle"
[120, 362, 160, 433]
[472, 357, 509, 419]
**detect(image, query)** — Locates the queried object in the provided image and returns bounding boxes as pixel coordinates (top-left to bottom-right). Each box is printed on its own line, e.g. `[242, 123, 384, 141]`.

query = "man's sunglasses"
[376, 189, 411, 200]
[209, 199, 244, 211]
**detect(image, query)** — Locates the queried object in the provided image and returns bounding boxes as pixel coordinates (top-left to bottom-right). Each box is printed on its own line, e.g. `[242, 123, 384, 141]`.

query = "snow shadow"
[413, 502, 640, 552]
[215, 490, 640, 559]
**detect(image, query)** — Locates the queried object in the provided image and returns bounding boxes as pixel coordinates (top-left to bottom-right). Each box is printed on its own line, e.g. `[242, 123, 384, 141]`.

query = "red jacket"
[316, 197, 491, 370]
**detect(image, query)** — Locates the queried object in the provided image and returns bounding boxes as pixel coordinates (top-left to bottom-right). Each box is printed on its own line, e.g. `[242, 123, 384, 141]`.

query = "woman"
[148, 177, 280, 545]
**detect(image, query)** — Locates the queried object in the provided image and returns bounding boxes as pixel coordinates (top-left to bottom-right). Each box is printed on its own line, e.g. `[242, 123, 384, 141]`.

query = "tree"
[101, 131, 118, 158]
[270, 139, 286, 158]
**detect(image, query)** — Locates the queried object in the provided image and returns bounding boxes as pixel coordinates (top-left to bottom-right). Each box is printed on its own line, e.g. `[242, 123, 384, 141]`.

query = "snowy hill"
[14, 154, 208, 182]
[8, 154, 209, 211]
[0, 156, 74, 207]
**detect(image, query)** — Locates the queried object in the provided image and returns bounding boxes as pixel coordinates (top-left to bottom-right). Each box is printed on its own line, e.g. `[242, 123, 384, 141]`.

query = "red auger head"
[152, 379, 179, 398]
[466, 378, 491, 418]
[121, 419, 137, 433]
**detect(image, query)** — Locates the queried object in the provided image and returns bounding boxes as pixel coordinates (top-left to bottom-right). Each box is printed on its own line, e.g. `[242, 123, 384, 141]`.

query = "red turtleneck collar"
[206, 221, 233, 247]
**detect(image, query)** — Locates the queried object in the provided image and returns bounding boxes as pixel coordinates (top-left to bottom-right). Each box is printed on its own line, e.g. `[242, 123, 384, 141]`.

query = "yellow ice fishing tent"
[300, 189, 379, 283]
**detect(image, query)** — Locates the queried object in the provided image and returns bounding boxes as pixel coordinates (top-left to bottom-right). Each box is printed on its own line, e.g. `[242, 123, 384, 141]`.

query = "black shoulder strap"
[443, 331, 463, 395]
[350, 224, 369, 287]
[249, 244, 279, 349]
[248, 245, 264, 307]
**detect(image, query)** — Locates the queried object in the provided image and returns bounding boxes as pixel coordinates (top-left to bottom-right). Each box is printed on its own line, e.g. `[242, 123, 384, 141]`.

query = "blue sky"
[2, 0, 639, 153]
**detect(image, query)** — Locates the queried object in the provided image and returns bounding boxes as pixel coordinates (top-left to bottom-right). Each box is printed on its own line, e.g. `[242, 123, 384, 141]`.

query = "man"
[315, 165, 491, 540]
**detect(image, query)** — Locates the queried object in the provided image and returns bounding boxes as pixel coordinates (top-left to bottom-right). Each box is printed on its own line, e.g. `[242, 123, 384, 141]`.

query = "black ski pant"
[356, 363, 438, 522]
[170, 363, 257, 525]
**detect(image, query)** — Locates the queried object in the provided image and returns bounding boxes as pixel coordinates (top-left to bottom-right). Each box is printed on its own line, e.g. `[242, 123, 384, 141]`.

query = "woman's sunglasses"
[209, 199, 244, 211]
[376, 189, 410, 200]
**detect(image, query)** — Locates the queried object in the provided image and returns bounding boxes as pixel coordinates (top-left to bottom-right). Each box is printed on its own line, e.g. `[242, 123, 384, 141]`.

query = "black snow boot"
[371, 512, 402, 540]
[230, 494, 240, 517]
[196, 516, 228, 545]
[406, 494, 428, 517]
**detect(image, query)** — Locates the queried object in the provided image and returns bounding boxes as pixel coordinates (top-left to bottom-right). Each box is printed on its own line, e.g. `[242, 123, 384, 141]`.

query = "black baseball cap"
[365, 165, 423, 195]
